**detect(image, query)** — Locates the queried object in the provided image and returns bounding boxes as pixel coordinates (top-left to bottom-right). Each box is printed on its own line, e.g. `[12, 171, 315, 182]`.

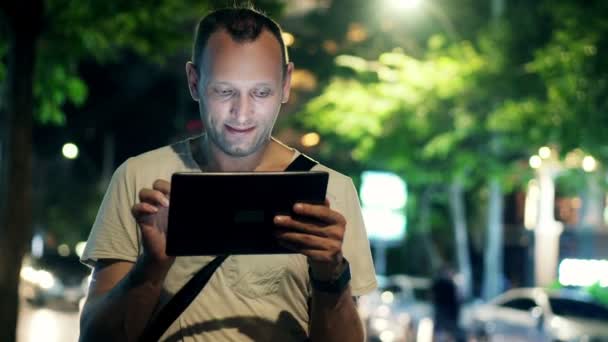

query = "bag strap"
[139, 153, 318, 342]
[285, 153, 317, 172]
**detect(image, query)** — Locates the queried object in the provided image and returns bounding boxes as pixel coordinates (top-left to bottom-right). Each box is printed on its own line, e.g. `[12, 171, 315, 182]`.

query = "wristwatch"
[309, 258, 351, 294]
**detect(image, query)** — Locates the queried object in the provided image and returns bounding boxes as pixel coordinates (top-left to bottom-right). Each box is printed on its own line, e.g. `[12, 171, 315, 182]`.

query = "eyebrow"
[208, 81, 275, 88]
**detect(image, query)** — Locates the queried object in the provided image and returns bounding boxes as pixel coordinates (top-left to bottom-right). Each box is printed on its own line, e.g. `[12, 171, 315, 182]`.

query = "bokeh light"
[529, 155, 542, 169]
[62, 143, 79, 159]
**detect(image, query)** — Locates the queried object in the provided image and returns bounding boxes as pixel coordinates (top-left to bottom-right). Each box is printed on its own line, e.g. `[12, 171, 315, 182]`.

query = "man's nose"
[230, 94, 252, 123]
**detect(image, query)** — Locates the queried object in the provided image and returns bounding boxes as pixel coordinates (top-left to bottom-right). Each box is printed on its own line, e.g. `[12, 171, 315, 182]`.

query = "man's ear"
[186, 61, 200, 101]
[281, 62, 295, 104]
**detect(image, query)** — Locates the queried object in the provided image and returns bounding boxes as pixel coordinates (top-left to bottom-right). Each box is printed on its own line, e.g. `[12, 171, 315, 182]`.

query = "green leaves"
[34, 62, 88, 125]
[299, 37, 489, 185]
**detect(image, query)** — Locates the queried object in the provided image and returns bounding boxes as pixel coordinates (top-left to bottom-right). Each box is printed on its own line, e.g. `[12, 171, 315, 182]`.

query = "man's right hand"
[131, 179, 175, 271]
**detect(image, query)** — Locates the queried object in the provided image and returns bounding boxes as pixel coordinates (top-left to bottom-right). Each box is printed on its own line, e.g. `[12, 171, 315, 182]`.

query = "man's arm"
[309, 287, 364, 342]
[79, 257, 171, 342]
[80, 179, 174, 342]
[274, 201, 365, 342]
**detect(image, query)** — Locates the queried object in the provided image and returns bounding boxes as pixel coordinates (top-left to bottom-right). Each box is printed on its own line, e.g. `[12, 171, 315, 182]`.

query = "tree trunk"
[534, 165, 563, 287]
[448, 179, 473, 301]
[418, 187, 442, 272]
[482, 178, 504, 300]
[0, 2, 43, 341]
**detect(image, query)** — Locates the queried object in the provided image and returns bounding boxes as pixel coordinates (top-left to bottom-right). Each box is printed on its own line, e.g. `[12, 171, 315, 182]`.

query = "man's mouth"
[225, 125, 255, 134]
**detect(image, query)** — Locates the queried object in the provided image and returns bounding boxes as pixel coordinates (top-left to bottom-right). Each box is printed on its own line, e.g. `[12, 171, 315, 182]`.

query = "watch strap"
[309, 258, 351, 294]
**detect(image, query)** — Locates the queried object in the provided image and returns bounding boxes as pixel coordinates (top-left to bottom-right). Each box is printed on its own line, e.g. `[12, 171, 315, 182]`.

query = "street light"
[385, 0, 422, 11]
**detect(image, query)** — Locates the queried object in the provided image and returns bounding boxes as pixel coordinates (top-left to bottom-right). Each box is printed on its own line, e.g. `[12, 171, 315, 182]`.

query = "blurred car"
[470, 287, 608, 342]
[20, 253, 90, 309]
[359, 274, 432, 342]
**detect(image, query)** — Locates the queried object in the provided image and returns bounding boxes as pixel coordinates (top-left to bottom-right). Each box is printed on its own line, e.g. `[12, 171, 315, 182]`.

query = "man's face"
[190, 29, 292, 157]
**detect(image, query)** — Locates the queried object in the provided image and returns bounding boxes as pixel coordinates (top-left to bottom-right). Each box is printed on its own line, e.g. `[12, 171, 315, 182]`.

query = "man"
[79, 7, 376, 342]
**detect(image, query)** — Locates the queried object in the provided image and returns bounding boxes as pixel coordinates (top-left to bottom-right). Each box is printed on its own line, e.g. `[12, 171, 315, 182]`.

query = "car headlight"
[371, 318, 390, 332]
[36, 270, 56, 289]
[20, 266, 57, 289]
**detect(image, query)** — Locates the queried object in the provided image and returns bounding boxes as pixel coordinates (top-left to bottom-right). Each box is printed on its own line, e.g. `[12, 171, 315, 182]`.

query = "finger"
[274, 215, 333, 238]
[139, 188, 170, 207]
[277, 239, 339, 263]
[153, 179, 171, 196]
[293, 202, 345, 226]
[276, 231, 341, 251]
[131, 202, 159, 218]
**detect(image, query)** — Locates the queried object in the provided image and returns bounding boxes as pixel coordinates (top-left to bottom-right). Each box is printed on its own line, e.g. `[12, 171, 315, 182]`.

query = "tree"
[297, 38, 489, 297]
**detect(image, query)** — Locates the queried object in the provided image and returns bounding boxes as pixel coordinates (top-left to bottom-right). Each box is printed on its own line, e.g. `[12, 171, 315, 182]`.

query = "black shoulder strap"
[139, 152, 318, 342]
[285, 153, 318, 172]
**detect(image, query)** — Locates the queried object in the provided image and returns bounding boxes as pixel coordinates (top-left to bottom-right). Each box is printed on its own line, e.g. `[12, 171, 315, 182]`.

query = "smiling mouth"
[225, 125, 255, 134]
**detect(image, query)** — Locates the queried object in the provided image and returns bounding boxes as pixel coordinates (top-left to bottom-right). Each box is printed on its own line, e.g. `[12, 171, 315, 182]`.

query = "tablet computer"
[166, 171, 329, 256]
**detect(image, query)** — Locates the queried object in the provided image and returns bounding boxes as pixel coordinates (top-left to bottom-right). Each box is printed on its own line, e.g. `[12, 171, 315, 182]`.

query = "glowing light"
[379, 330, 395, 342]
[20, 266, 39, 283]
[582, 155, 597, 172]
[300, 132, 320, 147]
[31, 234, 44, 258]
[361, 171, 407, 210]
[362, 207, 406, 241]
[58, 244, 70, 257]
[529, 155, 542, 169]
[27, 309, 61, 342]
[381, 291, 395, 304]
[346, 23, 368, 43]
[322, 40, 338, 54]
[75, 241, 87, 258]
[417, 317, 434, 342]
[282, 32, 295, 47]
[559, 258, 608, 287]
[291, 69, 317, 91]
[21, 266, 57, 289]
[539, 146, 551, 159]
[62, 143, 79, 159]
[386, 0, 422, 11]
[37, 270, 56, 289]
[524, 180, 540, 230]
[376, 304, 391, 317]
[372, 318, 389, 332]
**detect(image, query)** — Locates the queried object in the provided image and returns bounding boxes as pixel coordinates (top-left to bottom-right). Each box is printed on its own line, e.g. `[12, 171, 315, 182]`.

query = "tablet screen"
[166, 171, 329, 256]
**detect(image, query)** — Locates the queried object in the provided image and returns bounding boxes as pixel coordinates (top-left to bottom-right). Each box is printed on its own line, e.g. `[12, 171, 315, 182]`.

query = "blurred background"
[1, 0, 607, 341]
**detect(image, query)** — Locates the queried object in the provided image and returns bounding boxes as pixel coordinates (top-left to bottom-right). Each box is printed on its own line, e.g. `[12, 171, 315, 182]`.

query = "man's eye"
[254, 89, 271, 97]
[215, 88, 233, 96]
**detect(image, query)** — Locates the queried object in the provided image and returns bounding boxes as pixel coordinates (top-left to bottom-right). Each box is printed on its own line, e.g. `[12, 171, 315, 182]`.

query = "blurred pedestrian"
[431, 267, 464, 342]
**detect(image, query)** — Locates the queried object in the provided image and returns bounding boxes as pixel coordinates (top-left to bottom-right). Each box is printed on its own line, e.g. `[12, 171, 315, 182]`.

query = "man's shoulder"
[123, 138, 192, 170]
[115, 138, 196, 183]
[309, 160, 352, 185]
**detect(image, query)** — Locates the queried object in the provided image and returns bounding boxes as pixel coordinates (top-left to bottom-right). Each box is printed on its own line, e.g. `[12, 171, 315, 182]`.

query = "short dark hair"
[192, 7, 289, 77]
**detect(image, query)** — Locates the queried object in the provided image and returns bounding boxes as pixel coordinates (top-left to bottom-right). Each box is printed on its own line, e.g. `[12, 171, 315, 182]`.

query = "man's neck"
[195, 135, 294, 172]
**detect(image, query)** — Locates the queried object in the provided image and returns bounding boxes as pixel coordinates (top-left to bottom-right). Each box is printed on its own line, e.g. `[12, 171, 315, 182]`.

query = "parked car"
[359, 274, 432, 342]
[20, 253, 90, 309]
[470, 287, 608, 341]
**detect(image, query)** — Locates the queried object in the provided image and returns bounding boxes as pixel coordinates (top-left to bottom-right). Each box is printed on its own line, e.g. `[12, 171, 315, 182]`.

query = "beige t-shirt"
[81, 137, 377, 342]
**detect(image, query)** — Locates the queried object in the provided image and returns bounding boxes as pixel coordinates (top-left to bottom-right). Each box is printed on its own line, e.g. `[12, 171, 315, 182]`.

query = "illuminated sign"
[360, 171, 407, 242]
[558, 258, 608, 287]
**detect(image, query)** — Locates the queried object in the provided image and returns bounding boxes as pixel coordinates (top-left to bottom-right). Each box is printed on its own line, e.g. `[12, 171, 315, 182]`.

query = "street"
[17, 299, 80, 342]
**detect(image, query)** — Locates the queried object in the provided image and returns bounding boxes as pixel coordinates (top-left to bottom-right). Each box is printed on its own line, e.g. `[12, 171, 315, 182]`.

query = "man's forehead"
[202, 28, 283, 70]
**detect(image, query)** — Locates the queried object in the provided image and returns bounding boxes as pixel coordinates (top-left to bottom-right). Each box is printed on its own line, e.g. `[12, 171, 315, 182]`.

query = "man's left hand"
[273, 199, 346, 281]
